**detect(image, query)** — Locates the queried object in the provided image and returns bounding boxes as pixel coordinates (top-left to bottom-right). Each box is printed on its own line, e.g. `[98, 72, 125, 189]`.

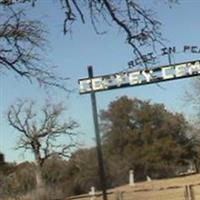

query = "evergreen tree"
[100, 96, 196, 182]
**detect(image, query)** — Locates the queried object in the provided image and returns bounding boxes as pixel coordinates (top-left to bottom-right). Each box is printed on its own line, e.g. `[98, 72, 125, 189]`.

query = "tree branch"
[8, 100, 79, 167]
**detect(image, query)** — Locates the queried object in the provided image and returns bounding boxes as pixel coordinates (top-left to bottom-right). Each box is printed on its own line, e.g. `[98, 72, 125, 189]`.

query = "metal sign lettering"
[128, 45, 200, 68]
[79, 60, 200, 94]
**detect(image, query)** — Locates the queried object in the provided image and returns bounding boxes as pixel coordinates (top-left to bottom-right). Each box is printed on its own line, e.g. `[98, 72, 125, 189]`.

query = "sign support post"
[88, 66, 107, 200]
[79, 60, 200, 200]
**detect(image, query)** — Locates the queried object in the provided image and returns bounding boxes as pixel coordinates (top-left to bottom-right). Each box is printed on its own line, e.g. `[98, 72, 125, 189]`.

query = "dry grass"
[0, 187, 64, 200]
[68, 173, 200, 200]
[1, 173, 200, 200]
[115, 173, 200, 192]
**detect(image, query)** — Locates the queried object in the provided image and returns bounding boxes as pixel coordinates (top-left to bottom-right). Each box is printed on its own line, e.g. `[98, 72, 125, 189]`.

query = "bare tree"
[1, 0, 177, 67]
[184, 77, 200, 172]
[0, 6, 69, 91]
[7, 99, 78, 188]
[185, 78, 200, 117]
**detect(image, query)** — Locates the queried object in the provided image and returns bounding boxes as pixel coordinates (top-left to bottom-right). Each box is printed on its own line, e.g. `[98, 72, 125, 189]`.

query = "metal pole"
[168, 52, 172, 65]
[88, 66, 108, 200]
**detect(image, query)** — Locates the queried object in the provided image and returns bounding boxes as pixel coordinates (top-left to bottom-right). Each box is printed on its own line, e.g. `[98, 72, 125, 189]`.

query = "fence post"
[188, 185, 194, 200]
[185, 185, 194, 200]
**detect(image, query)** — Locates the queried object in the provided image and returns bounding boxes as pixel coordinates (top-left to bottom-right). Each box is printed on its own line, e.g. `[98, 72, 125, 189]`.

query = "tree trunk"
[35, 164, 44, 190]
[194, 160, 200, 173]
[34, 153, 44, 190]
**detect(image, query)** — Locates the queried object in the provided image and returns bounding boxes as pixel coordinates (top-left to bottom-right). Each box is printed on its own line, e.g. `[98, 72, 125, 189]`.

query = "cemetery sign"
[128, 45, 200, 68]
[79, 59, 200, 94]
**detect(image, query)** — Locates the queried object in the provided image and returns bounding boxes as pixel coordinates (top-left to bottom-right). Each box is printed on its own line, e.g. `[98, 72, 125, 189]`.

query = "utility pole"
[88, 66, 107, 200]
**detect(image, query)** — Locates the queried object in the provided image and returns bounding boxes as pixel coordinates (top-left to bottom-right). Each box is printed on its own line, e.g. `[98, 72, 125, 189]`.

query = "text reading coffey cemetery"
[79, 60, 200, 94]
